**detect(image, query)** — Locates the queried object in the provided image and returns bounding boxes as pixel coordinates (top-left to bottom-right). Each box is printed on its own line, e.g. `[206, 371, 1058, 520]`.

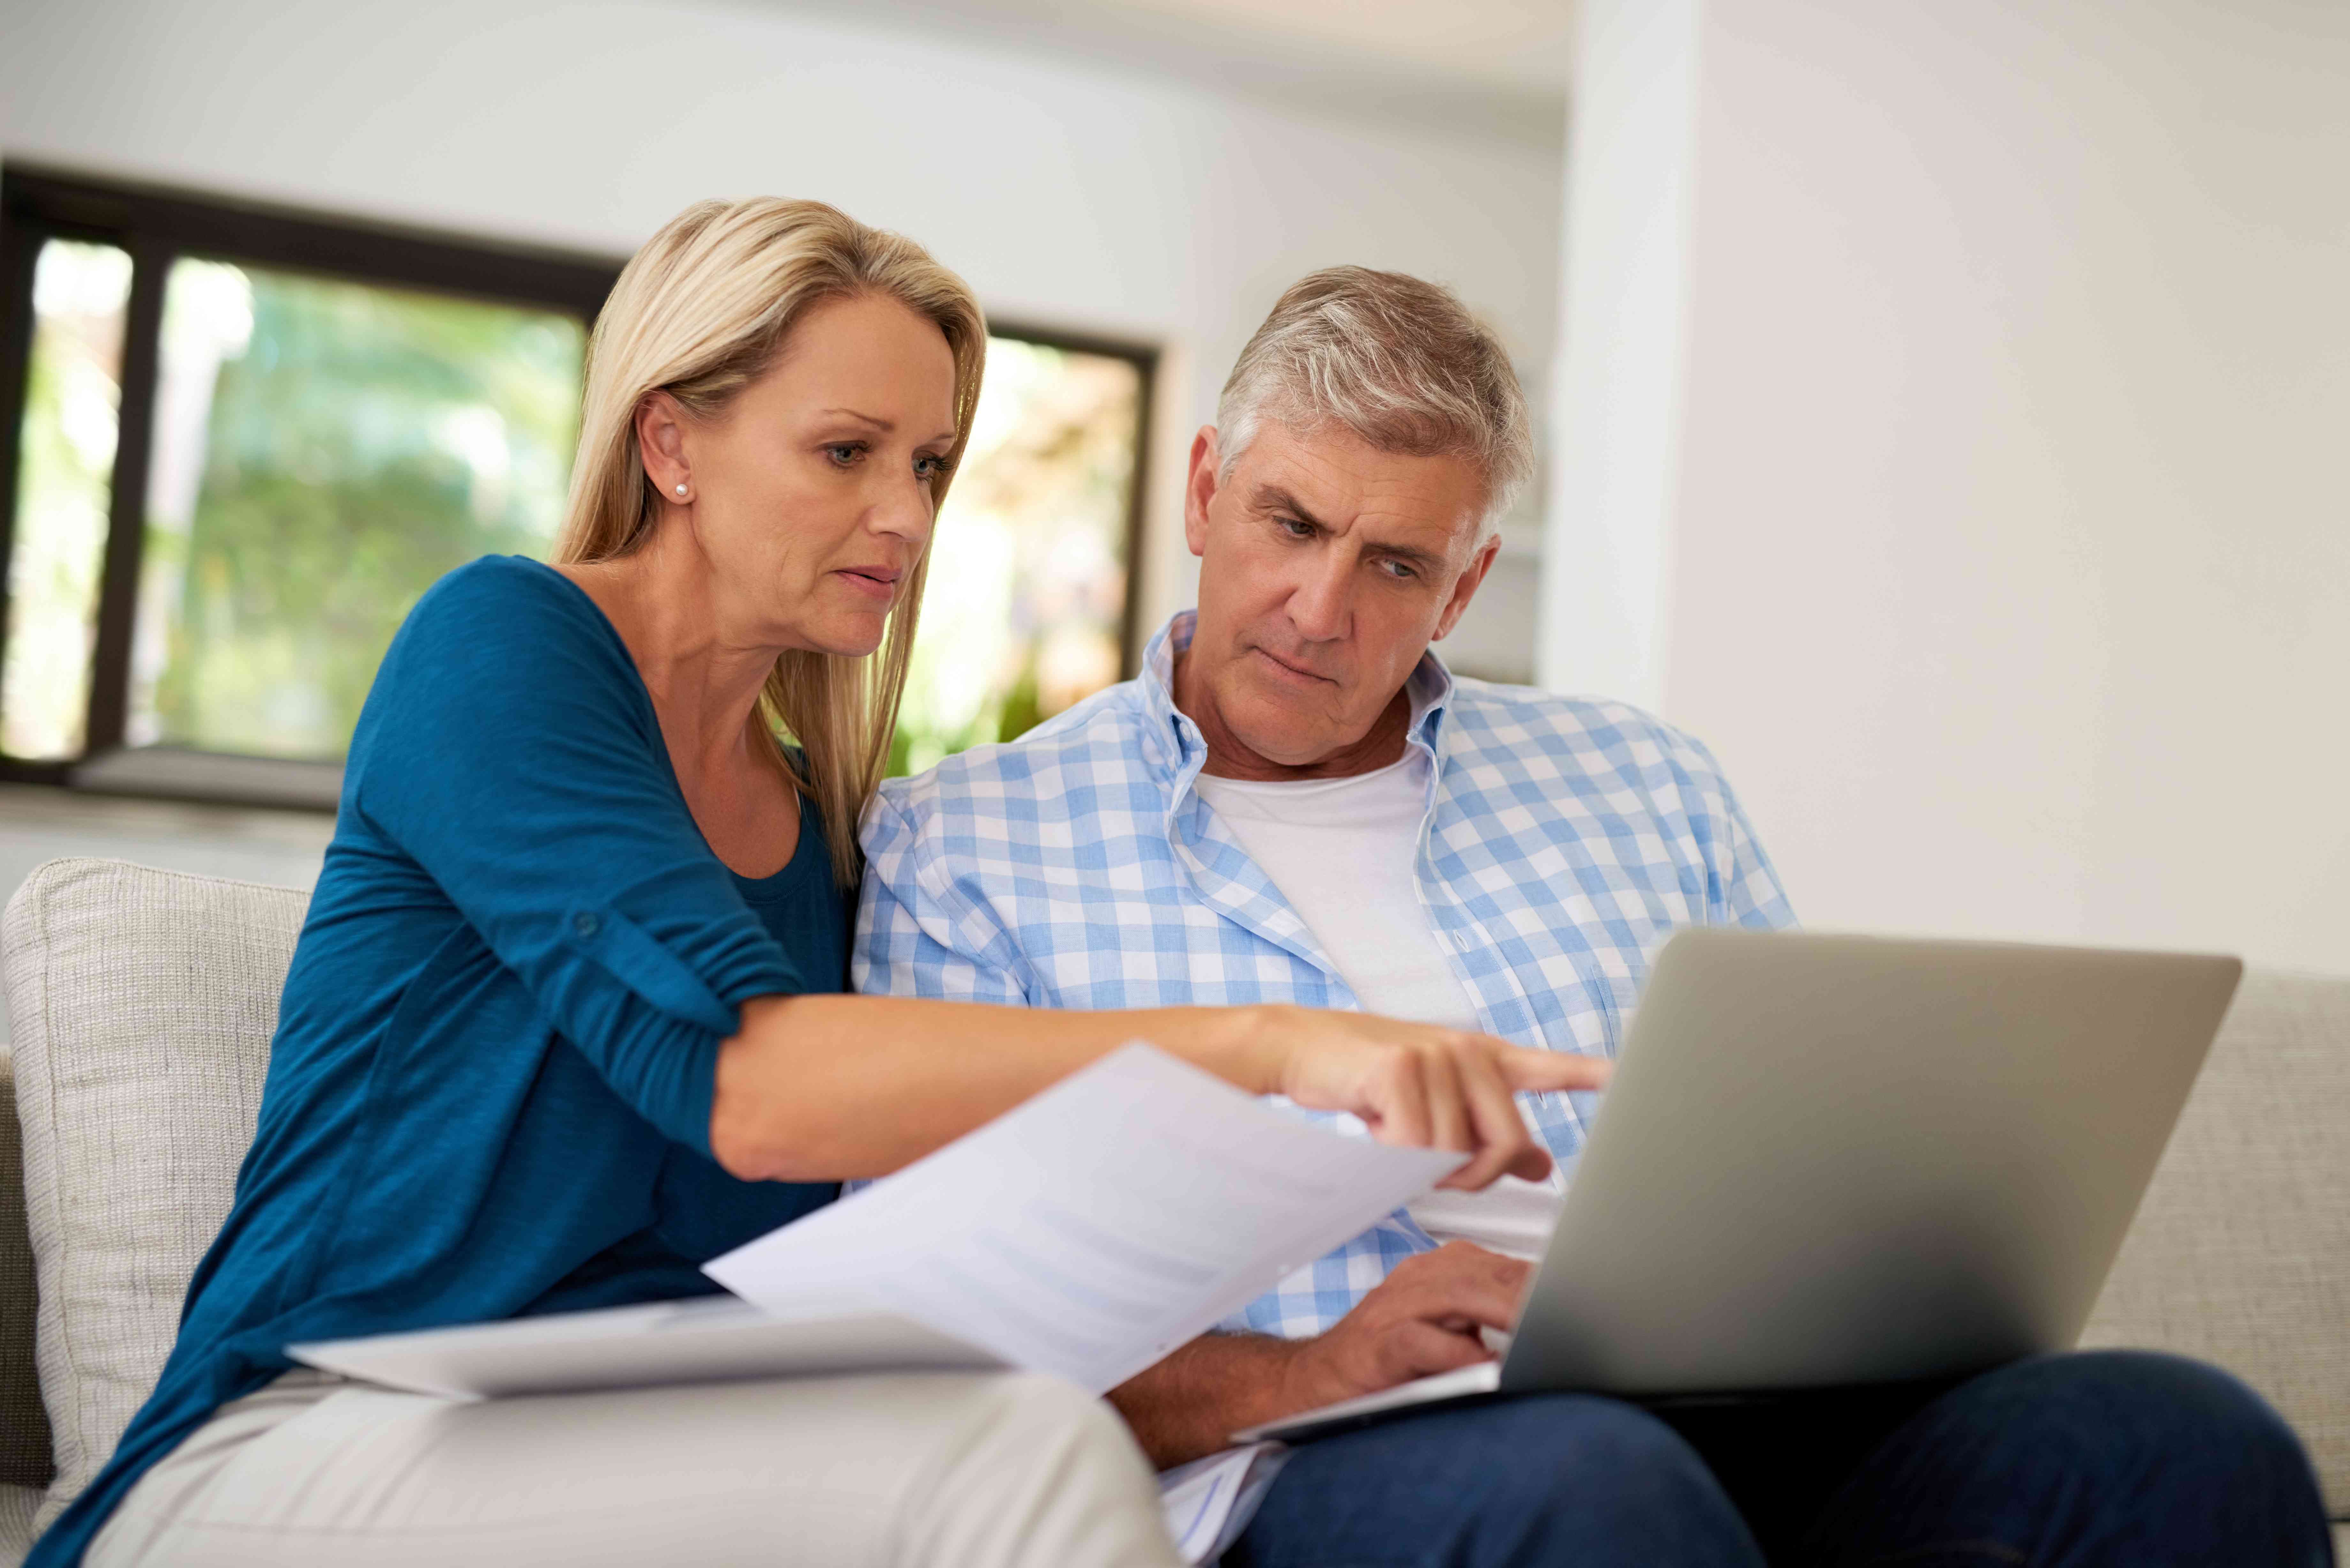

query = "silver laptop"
[1236, 929, 2240, 1444]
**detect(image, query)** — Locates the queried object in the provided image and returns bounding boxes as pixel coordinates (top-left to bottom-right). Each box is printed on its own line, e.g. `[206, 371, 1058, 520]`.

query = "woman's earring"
[674, 482, 688, 498]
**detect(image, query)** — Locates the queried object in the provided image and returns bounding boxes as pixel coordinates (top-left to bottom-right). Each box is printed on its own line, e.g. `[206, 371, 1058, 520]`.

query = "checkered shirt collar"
[1134, 610, 1458, 791]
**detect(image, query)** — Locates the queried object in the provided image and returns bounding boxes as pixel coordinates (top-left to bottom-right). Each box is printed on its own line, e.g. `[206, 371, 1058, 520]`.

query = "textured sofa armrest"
[0, 1047, 54, 1490]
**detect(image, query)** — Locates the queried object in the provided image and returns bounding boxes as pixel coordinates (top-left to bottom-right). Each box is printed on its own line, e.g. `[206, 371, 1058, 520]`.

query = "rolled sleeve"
[350, 560, 802, 1153]
[562, 903, 740, 1034]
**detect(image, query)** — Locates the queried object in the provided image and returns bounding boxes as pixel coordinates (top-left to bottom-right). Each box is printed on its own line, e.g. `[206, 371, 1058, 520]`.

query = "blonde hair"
[556, 198, 987, 887]
[1217, 266, 1532, 542]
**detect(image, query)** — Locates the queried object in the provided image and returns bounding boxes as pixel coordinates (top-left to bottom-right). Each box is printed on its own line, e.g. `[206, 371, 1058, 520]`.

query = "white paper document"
[705, 1042, 1467, 1392]
[291, 1294, 1007, 1402]
[296, 1044, 1461, 1414]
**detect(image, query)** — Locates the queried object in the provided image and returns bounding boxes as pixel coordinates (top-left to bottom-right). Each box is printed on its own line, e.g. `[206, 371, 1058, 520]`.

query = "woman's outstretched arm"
[709, 994, 1607, 1184]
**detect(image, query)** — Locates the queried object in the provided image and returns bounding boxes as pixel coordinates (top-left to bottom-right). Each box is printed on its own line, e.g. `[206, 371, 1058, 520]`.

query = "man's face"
[1182, 418, 1498, 770]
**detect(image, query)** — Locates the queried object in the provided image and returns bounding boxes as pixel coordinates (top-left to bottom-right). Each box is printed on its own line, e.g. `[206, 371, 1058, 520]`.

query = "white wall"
[0, 0, 1563, 640]
[1536, 0, 1696, 711]
[1547, 0, 2350, 973]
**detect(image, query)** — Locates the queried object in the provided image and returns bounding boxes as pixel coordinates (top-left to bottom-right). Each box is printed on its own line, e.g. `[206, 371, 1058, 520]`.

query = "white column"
[1538, 0, 2350, 972]
[1534, 0, 1699, 709]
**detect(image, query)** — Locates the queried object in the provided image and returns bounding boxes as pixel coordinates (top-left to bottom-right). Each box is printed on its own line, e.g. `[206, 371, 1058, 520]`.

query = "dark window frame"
[0, 164, 622, 798]
[0, 165, 1156, 810]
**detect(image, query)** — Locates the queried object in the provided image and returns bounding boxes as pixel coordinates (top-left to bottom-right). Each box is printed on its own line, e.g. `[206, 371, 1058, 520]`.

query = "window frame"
[983, 315, 1158, 681]
[0, 166, 1156, 810]
[0, 164, 622, 799]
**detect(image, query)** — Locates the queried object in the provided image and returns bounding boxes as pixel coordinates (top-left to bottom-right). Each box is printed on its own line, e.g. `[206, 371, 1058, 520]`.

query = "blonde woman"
[35, 200, 1600, 1568]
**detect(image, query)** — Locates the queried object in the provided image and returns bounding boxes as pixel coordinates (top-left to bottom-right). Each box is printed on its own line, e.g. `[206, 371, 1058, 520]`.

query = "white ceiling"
[757, 0, 1577, 147]
[921, 0, 1579, 94]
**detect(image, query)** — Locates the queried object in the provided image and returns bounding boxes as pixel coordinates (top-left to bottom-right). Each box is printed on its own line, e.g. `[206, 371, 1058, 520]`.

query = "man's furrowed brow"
[1252, 484, 1329, 530]
[1251, 483, 1449, 566]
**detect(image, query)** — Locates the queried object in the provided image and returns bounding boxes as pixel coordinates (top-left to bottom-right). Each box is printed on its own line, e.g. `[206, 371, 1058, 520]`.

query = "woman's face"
[650, 291, 961, 658]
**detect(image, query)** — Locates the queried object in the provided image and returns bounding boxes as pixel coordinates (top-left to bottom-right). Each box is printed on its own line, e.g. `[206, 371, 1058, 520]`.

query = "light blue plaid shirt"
[855, 611, 1795, 1338]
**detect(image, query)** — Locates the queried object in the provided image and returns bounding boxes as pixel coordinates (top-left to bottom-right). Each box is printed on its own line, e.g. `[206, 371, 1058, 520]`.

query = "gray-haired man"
[856, 270, 2327, 1565]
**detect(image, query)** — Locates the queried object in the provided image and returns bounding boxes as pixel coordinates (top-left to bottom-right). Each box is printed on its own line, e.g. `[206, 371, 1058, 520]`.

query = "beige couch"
[2, 857, 2345, 1563]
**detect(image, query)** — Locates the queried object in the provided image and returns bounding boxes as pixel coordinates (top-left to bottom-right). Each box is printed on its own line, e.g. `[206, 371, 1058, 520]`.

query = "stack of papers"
[293, 1044, 1468, 1561]
[703, 1042, 1465, 1391]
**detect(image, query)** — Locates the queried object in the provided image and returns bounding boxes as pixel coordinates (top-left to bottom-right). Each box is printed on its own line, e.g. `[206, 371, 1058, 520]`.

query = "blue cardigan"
[31, 557, 843, 1565]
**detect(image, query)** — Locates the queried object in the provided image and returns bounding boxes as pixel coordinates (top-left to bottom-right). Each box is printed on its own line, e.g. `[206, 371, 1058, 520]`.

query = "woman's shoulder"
[390, 556, 625, 673]
[411, 554, 593, 627]
[350, 556, 646, 771]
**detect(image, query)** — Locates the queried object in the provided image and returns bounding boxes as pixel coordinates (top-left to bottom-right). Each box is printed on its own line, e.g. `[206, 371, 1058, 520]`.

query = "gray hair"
[1215, 266, 1534, 543]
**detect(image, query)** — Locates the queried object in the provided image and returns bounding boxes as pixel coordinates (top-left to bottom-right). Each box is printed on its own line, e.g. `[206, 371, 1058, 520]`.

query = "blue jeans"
[1226, 1351, 2332, 1567]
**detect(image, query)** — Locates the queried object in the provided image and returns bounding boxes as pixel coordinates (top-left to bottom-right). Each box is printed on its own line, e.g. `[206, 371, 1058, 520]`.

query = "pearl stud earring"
[674, 483, 688, 497]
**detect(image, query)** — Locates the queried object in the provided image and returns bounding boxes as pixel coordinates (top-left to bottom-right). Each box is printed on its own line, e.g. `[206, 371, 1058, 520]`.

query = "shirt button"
[574, 913, 600, 937]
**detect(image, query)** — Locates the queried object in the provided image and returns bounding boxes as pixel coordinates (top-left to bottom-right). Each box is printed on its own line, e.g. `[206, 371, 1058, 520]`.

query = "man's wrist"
[1269, 1330, 1349, 1416]
[1110, 1329, 1324, 1467]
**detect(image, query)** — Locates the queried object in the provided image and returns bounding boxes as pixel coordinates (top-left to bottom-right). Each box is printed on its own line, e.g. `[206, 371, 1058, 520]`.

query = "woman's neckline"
[511, 555, 810, 889]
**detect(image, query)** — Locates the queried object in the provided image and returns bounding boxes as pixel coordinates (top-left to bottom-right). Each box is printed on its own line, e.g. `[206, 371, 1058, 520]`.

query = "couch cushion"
[1, 859, 305, 1534]
[2082, 967, 2350, 1517]
[0, 1481, 42, 1568]
[0, 1048, 49, 1492]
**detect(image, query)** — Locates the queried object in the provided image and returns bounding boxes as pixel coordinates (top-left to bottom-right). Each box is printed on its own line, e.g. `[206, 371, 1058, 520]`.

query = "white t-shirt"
[1191, 754, 1565, 1261]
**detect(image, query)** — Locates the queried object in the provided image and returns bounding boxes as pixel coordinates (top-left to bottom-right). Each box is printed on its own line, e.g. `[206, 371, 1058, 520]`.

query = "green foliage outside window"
[0, 240, 131, 761]
[890, 336, 1141, 775]
[4, 244, 1143, 783]
[133, 260, 585, 758]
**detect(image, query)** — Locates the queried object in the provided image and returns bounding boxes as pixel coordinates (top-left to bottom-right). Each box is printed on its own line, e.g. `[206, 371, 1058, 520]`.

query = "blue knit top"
[30, 557, 843, 1565]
